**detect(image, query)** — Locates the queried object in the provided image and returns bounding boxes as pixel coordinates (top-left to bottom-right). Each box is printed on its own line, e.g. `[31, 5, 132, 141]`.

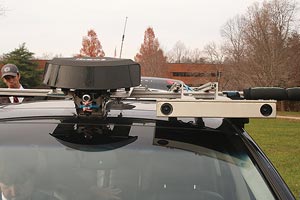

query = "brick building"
[34, 59, 49, 70]
[166, 63, 223, 87]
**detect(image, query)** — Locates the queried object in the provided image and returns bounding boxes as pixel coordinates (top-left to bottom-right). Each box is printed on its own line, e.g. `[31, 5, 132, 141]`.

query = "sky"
[0, 0, 297, 60]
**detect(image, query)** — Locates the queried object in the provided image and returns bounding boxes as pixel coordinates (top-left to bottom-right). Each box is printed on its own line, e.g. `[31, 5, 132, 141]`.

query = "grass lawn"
[245, 117, 300, 199]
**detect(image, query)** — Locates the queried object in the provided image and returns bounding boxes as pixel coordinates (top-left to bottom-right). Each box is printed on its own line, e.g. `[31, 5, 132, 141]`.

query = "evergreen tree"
[1, 43, 42, 88]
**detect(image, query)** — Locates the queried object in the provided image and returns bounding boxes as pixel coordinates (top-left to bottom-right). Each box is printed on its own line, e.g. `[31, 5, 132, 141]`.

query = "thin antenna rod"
[119, 16, 128, 58]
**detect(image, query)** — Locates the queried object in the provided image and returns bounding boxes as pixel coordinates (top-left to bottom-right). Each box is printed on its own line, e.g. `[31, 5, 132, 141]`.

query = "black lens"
[260, 104, 273, 116]
[160, 103, 173, 115]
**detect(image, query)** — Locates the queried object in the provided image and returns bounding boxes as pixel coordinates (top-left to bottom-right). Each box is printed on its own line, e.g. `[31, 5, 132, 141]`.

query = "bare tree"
[167, 41, 206, 63]
[221, 15, 247, 63]
[38, 53, 63, 59]
[203, 42, 224, 64]
[189, 48, 207, 63]
[167, 41, 189, 63]
[221, 15, 249, 89]
[286, 32, 300, 86]
[221, 0, 298, 89]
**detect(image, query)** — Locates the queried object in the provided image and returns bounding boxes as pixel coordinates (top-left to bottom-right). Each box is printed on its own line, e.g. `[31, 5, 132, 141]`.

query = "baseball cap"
[1, 64, 19, 78]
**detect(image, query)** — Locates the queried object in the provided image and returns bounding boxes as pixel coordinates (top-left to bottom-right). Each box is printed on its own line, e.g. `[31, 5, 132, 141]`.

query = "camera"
[260, 104, 273, 116]
[160, 103, 173, 115]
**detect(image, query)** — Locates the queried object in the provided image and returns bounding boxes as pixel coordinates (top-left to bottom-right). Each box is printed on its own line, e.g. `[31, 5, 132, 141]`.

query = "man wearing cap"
[0, 63, 25, 103]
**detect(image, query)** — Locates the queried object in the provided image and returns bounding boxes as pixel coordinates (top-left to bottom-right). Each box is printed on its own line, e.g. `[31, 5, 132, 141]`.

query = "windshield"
[0, 118, 275, 200]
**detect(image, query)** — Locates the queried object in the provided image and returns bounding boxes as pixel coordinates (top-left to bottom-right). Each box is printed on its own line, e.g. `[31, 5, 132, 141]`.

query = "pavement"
[276, 115, 300, 120]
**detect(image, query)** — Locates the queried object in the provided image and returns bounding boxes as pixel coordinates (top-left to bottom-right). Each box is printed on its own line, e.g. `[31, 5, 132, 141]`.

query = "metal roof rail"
[0, 83, 277, 119]
[0, 88, 65, 98]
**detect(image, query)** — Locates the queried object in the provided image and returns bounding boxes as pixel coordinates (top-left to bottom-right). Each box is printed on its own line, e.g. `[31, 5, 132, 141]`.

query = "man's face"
[0, 179, 34, 200]
[2, 75, 21, 89]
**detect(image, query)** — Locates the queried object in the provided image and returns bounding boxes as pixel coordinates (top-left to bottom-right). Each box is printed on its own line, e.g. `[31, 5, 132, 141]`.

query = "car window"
[141, 77, 174, 90]
[0, 118, 275, 200]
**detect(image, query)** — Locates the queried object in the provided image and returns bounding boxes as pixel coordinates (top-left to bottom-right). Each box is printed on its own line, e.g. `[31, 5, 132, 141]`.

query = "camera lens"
[260, 104, 273, 116]
[82, 94, 91, 102]
[161, 103, 173, 115]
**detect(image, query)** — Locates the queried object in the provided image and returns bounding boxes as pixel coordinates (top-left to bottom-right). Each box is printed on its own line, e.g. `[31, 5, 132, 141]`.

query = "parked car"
[0, 57, 295, 200]
[141, 76, 193, 92]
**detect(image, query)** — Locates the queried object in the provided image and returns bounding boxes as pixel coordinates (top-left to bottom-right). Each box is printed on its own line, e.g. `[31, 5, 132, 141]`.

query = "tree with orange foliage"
[79, 29, 105, 57]
[135, 27, 167, 77]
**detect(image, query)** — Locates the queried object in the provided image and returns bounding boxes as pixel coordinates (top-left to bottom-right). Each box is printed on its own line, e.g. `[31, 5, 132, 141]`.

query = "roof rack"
[0, 57, 284, 119]
[0, 83, 277, 119]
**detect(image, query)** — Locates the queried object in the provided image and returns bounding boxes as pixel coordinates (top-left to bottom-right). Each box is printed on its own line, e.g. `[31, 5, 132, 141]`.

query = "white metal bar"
[129, 88, 216, 99]
[193, 82, 218, 92]
[0, 88, 65, 97]
[156, 99, 277, 118]
[0, 87, 217, 99]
